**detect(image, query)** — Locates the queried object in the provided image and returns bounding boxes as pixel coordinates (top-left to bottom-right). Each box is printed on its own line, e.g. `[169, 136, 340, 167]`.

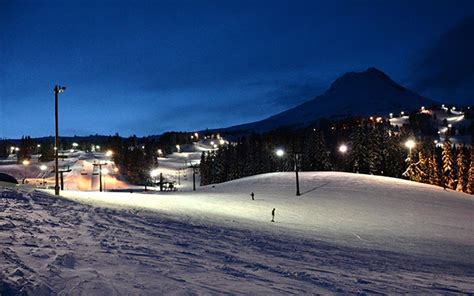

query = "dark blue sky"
[1, 0, 473, 139]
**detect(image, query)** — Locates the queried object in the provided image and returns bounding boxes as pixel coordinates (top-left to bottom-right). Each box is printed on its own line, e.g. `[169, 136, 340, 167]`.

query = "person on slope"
[271, 208, 275, 222]
[250, 192, 255, 200]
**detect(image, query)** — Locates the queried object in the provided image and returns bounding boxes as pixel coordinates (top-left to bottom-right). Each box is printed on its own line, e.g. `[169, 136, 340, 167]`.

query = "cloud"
[412, 16, 474, 104]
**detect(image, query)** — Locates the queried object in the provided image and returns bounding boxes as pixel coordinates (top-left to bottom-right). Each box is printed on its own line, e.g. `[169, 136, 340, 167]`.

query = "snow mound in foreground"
[1, 177, 474, 294]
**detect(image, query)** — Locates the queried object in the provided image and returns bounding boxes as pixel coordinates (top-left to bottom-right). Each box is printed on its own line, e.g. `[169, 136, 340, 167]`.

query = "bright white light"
[210, 141, 215, 146]
[37, 144, 41, 148]
[96, 145, 101, 150]
[389, 113, 393, 118]
[448, 124, 452, 128]
[213, 144, 218, 149]
[105, 150, 113, 157]
[15, 147, 20, 151]
[176, 144, 181, 152]
[40, 165, 47, 171]
[405, 140, 415, 149]
[194, 132, 199, 138]
[157, 149, 163, 156]
[339, 144, 348, 153]
[452, 107, 456, 111]
[150, 169, 160, 178]
[70, 149, 74, 153]
[219, 139, 225, 145]
[22, 160, 30, 166]
[434, 140, 438, 144]
[72, 143, 78, 148]
[113, 167, 119, 173]
[101, 168, 109, 175]
[275, 149, 285, 157]
[400, 111, 405, 116]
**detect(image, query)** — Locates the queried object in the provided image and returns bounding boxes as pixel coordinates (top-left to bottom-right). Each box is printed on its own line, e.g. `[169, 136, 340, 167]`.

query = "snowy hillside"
[223, 67, 437, 132]
[1, 172, 473, 294]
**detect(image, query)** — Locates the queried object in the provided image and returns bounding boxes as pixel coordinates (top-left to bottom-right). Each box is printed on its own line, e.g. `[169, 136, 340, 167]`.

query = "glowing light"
[210, 141, 215, 145]
[275, 149, 285, 157]
[37, 144, 41, 148]
[72, 143, 78, 148]
[40, 165, 47, 171]
[400, 111, 405, 116]
[15, 147, 20, 152]
[194, 132, 199, 138]
[405, 139, 415, 150]
[157, 149, 163, 156]
[448, 124, 452, 128]
[101, 168, 109, 175]
[213, 144, 218, 149]
[113, 167, 119, 173]
[22, 160, 30, 166]
[219, 139, 225, 145]
[389, 113, 393, 118]
[96, 145, 101, 150]
[70, 149, 74, 153]
[339, 144, 348, 153]
[150, 169, 160, 178]
[176, 144, 181, 152]
[105, 150, 113, 157]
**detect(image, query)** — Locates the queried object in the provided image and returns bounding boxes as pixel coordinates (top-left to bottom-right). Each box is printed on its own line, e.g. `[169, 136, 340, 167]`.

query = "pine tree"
[349, 124, 376, 174]
[403, 151, 427, 182]
[442, 140, 455, 189]
[466, 148, 474, 194]
[428, 153, 440, 186]
[302, 129, 331, 171]
[455, 147, 466, 192]
[39, 141, 55, 162]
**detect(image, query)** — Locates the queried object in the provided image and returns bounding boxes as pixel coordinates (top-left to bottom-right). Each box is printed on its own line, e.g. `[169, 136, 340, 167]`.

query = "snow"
[1, 170, 474, 294]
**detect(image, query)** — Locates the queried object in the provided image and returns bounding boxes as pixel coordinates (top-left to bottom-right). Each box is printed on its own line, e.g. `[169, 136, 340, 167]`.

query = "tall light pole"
[405, 139, 416, 161]
[54, 85, 66, 195]
[275, 149, 301, 196]
[338, 144, 348, 171]
[40, 165, 47, 186]
[22, 159, 30, 184]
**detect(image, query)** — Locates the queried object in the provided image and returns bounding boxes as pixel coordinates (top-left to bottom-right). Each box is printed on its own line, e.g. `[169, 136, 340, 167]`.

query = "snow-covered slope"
[2, 172, 472, 294]
[223, 67, 437, 132]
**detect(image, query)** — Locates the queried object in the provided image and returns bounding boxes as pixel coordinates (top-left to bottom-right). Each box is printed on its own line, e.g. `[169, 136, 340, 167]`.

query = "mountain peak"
[221, 68, 437, 133]
[328, 67, 404, 93]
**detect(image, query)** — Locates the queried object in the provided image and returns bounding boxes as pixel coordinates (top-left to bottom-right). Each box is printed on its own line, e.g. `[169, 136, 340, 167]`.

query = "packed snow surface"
[1, 171, 474, 294]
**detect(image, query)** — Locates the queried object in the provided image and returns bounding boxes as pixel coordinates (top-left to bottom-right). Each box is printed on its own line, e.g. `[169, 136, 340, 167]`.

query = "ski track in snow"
[1, 187, 474, 295]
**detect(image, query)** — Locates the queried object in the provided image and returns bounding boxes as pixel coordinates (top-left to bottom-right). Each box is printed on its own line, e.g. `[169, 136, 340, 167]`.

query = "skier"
[250, 192, 255, 200]
[271, 208, 275, 222]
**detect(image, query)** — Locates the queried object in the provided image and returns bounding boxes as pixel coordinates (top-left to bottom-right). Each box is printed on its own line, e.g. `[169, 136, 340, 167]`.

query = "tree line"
[200, 119, 474, 194]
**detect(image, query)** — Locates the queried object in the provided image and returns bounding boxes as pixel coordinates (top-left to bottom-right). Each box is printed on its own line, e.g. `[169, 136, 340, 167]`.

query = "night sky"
[1, 0, 474, 139]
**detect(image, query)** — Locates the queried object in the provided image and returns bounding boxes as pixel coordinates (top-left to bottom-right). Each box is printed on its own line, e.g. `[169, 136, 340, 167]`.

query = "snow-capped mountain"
[223, 67, 437, 133]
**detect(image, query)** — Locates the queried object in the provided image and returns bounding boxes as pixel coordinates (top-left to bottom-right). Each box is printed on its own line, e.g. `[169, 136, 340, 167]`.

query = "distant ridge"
[221, 67, 437, 133]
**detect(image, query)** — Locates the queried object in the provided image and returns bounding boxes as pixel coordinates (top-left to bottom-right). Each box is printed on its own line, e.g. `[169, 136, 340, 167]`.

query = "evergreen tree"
[403, 151, 427, 182]
[17, 136, 34, 163]
[0, 140, 10, 158]
[39, 141, 55, 162]
[466, 148, 474, 194]
[348, 124, 376, 174]
[301, 129, 331, 171]
[428, 153, 440, 186]
[442, 140, 455, 189]
[455, 147, 466, 192]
